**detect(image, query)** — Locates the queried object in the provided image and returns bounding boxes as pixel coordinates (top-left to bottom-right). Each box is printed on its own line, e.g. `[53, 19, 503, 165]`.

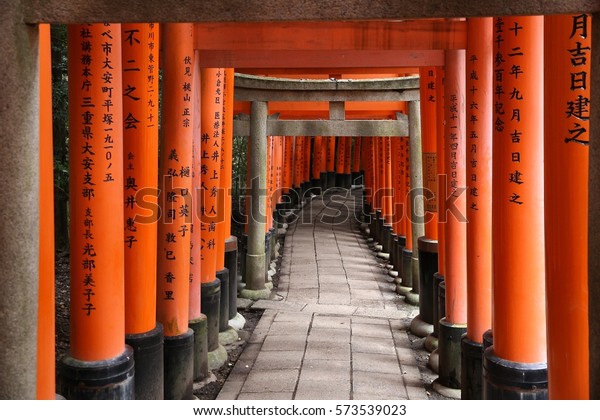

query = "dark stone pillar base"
[335, 172, 344, 188]
[417, 237, 438, 325]
[264, 231, 272, 279]
[483, 347, 548, 400]
[125, 323, 164, 399]
[320, 172, 328, 193]
[59, 346, 135, 400]
[461, 335, 483, 400]
[382, 224, 393, 254]
[342, 173, 352, 189]
[269, 227, 277, 260]
[483, 329, 493, 351]
[163, 329, 194, 400]
[352, 171, 362, 186]
[216, 268, 230, 332]
[239, 234, 248, 288]
[188, 315, 208, 381]
[310, 178, 321, 195]
[327, 171, 336, 190]
[395, 235, 406, 280]
[397, 248, 413, 296]
[438, 317, 467, 390]
[201, 278, 221, 353]
[225, 236, 238, 321]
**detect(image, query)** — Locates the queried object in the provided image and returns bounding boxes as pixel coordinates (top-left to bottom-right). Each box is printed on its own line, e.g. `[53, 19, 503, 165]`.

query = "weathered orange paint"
[419, 66, 439, 240]
[352, 137, 362, 173]
[443, 49, 467, 325]
[122, 23, 160, 335]
[465, 18, 493, 343]
[544, 13, 590, 399]
[37, 23, 55, 399]
[68, 23, 125, 359]
[492, 16, 546, 364]
[326, 136, 336, 173]
[200, 68, 224, 281]
[383, 137, 393, 225]
[344, 136, 352, 175]
[436, 67, 446, 277]
[156, 24, 194, 337]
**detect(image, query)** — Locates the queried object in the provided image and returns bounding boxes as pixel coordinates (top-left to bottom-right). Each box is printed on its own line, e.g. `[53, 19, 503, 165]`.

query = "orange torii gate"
[3, 1, 600, 401]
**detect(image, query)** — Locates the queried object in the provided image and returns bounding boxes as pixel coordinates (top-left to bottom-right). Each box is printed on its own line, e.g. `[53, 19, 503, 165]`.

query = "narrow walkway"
[218, 189, 434, 400]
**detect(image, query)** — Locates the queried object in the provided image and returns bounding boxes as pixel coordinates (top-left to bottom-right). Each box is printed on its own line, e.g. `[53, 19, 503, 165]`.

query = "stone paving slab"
[217, 190, 442, 401]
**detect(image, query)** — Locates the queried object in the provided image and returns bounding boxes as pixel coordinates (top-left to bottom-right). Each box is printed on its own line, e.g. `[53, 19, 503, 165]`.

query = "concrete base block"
[218, 326, 239, 346]
[388, 270, 398, 278]
[377, 252, 390, 260]
[424, 334, 438, 353]
[404, 291, 420, 306]
[410, 314, 434, 338]
[240, 287, 272, 300]
[207, 344, 228, 371]
[228, 312, 246, 331]
[428, 348, 439, 373]
[432, 379, 462, 399]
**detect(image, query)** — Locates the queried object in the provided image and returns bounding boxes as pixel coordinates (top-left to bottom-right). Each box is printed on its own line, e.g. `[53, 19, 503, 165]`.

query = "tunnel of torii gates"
[1, 0, 600, 402]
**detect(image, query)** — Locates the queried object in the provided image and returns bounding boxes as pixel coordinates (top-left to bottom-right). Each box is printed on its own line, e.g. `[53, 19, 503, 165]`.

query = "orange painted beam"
[237, 67, 421, 76]
[194, 20, 465, 51]
[198, 49, 445, 69]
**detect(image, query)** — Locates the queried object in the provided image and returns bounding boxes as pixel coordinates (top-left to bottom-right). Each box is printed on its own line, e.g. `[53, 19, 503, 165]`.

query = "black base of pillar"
[335, 172, 344, 188]
[264, 231, 272, 278]
[390, 233, 398, 270]
[125, 323, 164, 400]
[188, 315, 208, 381]
[225, 236, 238, 321]
[368, 212, 377, 240]
[352, 171, 362, 186]
[310, 178, 320, 195]
[382, 224, 392, 254]
[164, 329, 194, 400]
[59, 346, 135, 400]
[400, 248, 413, 289]
[327, 171, 336, 190]
[483, 329, 493, 351]
[438, 318, 467, 390]
[239, 234, 248, 287]
[395, 235, 406, 275]
[216, 268, 230, 332]
[320, 172, 328, 194]
[436, 279, 446, 335]
[461, 335, 483, 400]
[483, 347, 548, 400]
[417, 237, 438, 325]
[201, 278, 221, 353]
[269, 227, 277, 260]
[343, 173, 352, 189]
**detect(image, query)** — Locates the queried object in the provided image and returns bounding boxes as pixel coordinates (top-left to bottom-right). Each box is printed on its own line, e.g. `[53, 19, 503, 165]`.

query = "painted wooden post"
[188, 50, 208, 382]
[462, 17, 493, 400]
[199, 68, 228, 371]
[390, 136, 407, 282]
[155, 23, 194, 399]
[484, 16, 548, 399]
[313, 136, 323, 193]
[37, 24, 55, 400]
[326, 136, 336, 190]
[415, 66, 439, 339]
[352, 137, 362, 185]
[343, 135, 353, 188]
[223, 69, 244, 335]
[121, 23, 165, 399]
[336, 135, 346, 187]
[61, 23, 134, 399]
[544, 13, 590, 400]
[435, 47, 468, 395]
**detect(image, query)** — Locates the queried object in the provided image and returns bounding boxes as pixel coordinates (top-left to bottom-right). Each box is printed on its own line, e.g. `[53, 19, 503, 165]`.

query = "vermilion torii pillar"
[484, 16, 548, 399]
[544, 13, 590, 400]
[312, 136, 323, 193]
[37, 23, 55, 400]
[200, 68, 228, 370]
[343, 136, 352, 189]
[60, 23, 134, 399]
[121, 23, 164, 400]
[326, 136, 336, 190]
[435, 47, 467, 397]
[223, 69, 245, 333]
[319, 135, 329, 192]
[240, 100, 271, 300]
[390, 136, 407, 282]
[462, 17, 493, 400]
[188, 49, 208, 383]
[156, 23, 194, 400]
[336, 136, 346, 187]
[415, 67, 439, 339]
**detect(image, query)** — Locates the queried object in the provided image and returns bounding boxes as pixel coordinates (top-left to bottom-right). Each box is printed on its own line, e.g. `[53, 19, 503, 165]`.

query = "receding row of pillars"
[361, 15, 591, 400]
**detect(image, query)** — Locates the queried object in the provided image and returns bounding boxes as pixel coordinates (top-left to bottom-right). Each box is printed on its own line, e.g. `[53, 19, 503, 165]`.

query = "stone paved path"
[218, 188, 435, 400]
